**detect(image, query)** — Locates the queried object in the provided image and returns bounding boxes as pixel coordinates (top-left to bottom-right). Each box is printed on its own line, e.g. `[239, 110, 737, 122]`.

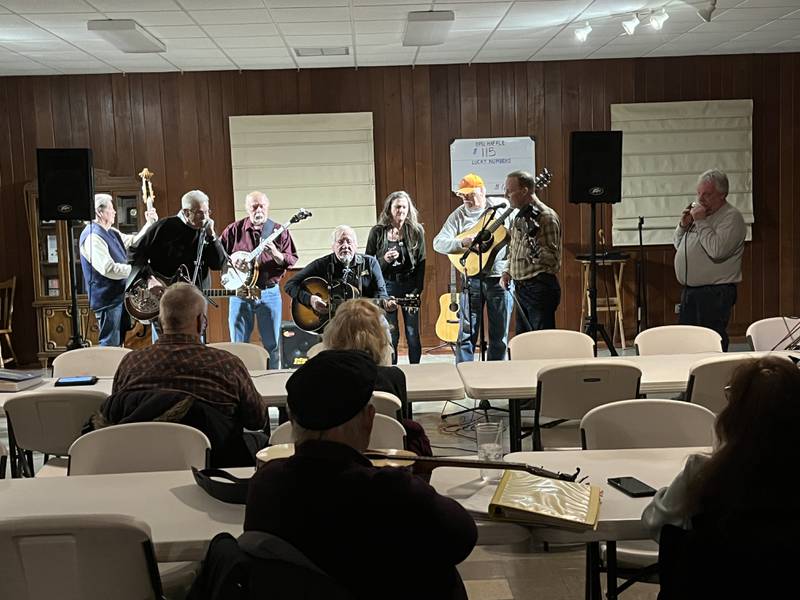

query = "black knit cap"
[286, 349, 378, 430]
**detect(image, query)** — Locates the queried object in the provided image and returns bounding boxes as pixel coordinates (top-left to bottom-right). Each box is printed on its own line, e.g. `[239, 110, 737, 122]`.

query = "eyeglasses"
[187, 208, 211, 216]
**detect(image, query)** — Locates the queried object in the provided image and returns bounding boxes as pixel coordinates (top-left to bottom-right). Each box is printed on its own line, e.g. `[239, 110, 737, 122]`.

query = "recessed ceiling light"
[622, 14, 640, 36]
[403, 11, 455, 47]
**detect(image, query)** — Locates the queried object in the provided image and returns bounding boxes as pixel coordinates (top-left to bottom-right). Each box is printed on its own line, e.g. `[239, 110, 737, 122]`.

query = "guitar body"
[435, 293, 460, 343]
[448, 213, 509, 276]
[220, 250, 259, 291]
[291, 276, 360, 333]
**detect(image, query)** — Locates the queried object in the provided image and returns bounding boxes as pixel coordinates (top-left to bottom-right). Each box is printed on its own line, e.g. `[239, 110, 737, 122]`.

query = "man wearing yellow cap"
[433, 173, 514, 362]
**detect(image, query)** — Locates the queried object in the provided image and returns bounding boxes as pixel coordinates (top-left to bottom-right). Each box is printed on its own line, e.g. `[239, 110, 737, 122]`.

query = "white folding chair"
[745, 317, 800, 351]
[270, 414, 406, 450]
[369, 391, 402, 419]
[533, 361, 641, 450]
[207, 342, 269, 370]
[633, 325, 722, 355]
[52, 346, 132, 378]
[508, 329, 595, 360]
[686, 354, 784, 414]
[4, 390, 108, 477]
[580, 398, 716, 595]
[68, 422, 210, 475]
[0, 514, 163, 600]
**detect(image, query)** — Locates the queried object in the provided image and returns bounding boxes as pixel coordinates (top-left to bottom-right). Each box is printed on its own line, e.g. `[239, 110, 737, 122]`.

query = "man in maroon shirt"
[220, 191, 298, 369]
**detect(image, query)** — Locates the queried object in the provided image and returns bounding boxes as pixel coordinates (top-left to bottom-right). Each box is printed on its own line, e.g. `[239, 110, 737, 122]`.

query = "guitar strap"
[259, 218, 276, 242]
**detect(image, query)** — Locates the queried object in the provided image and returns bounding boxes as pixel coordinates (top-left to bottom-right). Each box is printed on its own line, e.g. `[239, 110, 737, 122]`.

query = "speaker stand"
[582, 204, 617, 357]
[66, 220, 88, 351]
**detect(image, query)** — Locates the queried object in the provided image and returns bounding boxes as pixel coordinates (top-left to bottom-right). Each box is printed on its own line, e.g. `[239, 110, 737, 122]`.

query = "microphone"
[483, 202, 507, 216]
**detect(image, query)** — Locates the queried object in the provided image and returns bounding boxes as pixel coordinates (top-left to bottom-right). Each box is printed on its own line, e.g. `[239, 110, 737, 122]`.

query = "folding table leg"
[585, 542, 602, 600]
[509, 398, 522, 452]
[606, 540, 618, 599]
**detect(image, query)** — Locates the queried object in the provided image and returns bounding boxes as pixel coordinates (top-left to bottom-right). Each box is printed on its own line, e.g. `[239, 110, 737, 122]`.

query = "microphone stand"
[192, 225, 218, 313]
[636, 216, 649, 334]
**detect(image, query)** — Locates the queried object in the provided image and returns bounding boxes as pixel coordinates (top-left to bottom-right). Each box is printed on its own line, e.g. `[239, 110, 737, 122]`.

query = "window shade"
[610, 99, 753, 246]
[229, 112, 376, 266]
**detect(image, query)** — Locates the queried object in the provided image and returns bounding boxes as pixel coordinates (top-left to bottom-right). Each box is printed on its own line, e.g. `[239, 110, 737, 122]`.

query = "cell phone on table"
[54, 375, 99, 387]
[607, 476, 656, 498]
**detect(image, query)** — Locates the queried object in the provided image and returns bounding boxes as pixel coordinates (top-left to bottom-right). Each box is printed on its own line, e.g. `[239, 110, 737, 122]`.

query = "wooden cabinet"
[25, 169, 143, 367]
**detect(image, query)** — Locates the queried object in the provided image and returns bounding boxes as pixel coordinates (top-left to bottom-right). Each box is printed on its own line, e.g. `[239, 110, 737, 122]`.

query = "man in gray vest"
[79, 194, 157, 346]
[674, 169, 746, 351]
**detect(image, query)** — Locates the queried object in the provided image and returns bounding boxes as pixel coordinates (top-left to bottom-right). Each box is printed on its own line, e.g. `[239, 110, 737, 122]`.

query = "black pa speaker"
[280, 320, 322, 369]
[37, 148, 95, 220]
[569, 131, 622, 204]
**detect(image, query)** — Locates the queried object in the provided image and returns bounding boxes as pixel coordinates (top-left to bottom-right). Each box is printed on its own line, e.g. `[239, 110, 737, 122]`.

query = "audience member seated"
[641, 356, 800, 599]
[86, 283, 268, 467]
[320, 298, 431, 455]
[244, 350, 477, 600]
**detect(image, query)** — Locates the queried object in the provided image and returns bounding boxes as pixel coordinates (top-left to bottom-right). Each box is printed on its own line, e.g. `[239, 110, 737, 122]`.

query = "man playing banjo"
[219, 191, 298, 369]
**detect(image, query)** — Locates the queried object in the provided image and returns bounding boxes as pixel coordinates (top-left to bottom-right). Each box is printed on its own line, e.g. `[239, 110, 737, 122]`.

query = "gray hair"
[698, 169, 729, 196]
[160, 282, 206, 333]
[94, 193, 113, 212]
[331, 225, 357, 245]
[181, 190, 210, 210]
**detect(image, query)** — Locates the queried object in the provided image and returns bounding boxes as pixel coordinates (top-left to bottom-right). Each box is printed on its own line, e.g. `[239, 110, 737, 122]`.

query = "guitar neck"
[203, 289, 237, 297]
[245, 217, 294, 262]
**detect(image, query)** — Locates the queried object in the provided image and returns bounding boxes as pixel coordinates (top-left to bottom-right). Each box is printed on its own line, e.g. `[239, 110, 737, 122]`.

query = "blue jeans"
[386, 279, 421, 364]
[514, 273, 561, 334]
[95, 301, 125, 347]
[456, 276, 512, 362]
[229, 285, 282, 369]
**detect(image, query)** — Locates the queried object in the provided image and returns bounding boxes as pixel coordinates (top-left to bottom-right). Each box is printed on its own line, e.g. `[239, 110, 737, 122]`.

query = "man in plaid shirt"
[501, 170, 562, 332]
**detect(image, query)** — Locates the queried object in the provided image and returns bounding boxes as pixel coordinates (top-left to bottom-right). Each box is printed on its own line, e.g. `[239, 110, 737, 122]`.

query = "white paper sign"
[450, 137, 536, 196]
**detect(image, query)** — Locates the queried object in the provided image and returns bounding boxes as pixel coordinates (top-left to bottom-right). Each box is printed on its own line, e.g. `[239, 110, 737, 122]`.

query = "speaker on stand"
[569, 131, 623, 357]
[36, 148, 95, 351]
[280, 320, 322, 369]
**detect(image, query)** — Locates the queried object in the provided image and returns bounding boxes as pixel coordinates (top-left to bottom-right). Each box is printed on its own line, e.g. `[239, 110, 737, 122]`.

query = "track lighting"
[649, 9, 669, 30]
[697, 0, 717, 23]
[622, 13, 640, 35]
[575, 22, 592, 43]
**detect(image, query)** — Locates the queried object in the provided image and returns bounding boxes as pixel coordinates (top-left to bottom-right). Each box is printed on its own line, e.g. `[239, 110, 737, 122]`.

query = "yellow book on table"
[488, 470, 602, 531]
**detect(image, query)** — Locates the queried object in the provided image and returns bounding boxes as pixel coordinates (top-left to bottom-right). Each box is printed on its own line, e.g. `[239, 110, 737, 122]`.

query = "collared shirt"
[79, 221, 152, 280]
[111, 333, 267, 429]
[508, 197, 561, 281]
[220, 217, 299, 287]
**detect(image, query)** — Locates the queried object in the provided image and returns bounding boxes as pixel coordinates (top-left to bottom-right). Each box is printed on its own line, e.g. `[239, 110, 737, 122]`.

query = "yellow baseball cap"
[456, 173, 485, 195]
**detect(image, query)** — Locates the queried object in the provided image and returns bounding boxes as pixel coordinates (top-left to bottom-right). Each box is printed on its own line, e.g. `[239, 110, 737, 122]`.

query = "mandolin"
[291, 276, 420, 333]
[435, 264, 460, 344]
[449, 168, 552, 277]
[220, 209, 312, 291]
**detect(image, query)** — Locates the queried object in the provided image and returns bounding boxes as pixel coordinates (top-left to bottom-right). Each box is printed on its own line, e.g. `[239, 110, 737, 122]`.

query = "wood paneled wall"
[2, 53, 799, 364]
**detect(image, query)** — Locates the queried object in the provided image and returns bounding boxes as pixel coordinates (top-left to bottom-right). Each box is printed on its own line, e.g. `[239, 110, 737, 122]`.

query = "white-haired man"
[79, 193, 158, 346]
[285, 225, 391, 319]
[674, 169, 746, 351]
[220, 191, 298, 369]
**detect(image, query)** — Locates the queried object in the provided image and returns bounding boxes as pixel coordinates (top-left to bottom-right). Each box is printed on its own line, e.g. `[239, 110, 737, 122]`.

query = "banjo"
[220, 209, 312, 291]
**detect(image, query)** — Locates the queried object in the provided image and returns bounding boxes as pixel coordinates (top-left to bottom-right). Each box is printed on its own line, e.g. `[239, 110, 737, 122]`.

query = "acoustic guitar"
[291, 276, 420, 333]
[435, 264, 460, 344]
[448, 168, 552, 277]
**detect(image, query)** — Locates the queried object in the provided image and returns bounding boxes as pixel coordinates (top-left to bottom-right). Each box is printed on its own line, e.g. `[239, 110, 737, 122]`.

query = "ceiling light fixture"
[622, 13, 640, 35]
[649, 9, 670, 31]
[697, 0, 717, 23]
[575, 22, 593, 43]
[402, 10, 455, 46]
[87, 19, 165, 53]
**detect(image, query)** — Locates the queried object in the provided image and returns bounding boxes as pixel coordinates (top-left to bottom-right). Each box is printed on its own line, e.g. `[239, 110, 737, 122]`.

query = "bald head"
[160, 283, 207, 336]
[245, 191, 269, 225]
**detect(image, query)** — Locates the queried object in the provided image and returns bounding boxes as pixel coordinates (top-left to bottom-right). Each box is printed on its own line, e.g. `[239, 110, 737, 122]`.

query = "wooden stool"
[578, 257, 628, 349]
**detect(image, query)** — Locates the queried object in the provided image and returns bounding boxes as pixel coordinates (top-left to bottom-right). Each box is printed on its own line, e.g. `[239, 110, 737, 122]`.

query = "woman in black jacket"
[365, 191, 425, 364]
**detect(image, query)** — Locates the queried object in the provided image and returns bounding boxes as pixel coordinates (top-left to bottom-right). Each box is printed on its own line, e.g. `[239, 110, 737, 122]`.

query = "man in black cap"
[244, 349, 477, 599]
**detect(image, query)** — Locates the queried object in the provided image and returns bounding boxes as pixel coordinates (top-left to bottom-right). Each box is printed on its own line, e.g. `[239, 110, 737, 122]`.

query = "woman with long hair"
[365, 191, 425, 364]
[641, 355, 800, 597]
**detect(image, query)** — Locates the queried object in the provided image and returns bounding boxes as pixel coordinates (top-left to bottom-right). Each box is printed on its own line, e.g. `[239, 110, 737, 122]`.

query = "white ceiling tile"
[0, 39, 76, 51]
[416, 49, 471, 60]
[168, 56, 235, 67]
[0, 27, 59, 42]
[267, 0, 347, 6]
[356, 46, 415, 57]
[20, 13, 104, 27]
[533, 45, 596, 59]
[271, 7, 350, 22]
[223, 47, 291, 58]
[501, 0, 592, 28]
[190, 9, 272, 25]
[163, 48, 226, 59]
[731, 30, 795, 42]
[781, 8, 800, 18]
[773, 39, 800, 49]
[590, 47, 652, 59]
[148, 25, 207, 38]
[452, 17, 501, 31]
[414, 54, 468, 65]
[437, 3, 513, 18]
[476, 49, 534, 61]
[492, 25, 561, 39]
[215, 36, 286, 48]
[0, 0, 94, 12]
[714, 7, 797, 21]
[294, 55, 354, 67]
[104, 55, 173, 65]
[356, 32, 402, 45]
[481, 38, 546, 50]
[285, 34, 351, 46]
[236, 61, 296, 70]
[685, 20, 761, 34]
[279, 21, 350, 35]
[24, 50, 90, 59]
[202, 24, 279, 37]
[103, 12, 194, 27]
[352, 5, 429, 20]
[357, 57, 413, 66]
[159, 37, 216, 49]
[354, 20, 405, 34]
[735, 0, 800, 7]
[88, 0, 182, 10]
[180, 0, 263, 7]
[755, 19, 800, 32]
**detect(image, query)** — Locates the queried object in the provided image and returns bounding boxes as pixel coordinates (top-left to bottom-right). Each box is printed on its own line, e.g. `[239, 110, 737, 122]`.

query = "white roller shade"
[611, 99, 753, 246]
[229, 112, 376, 266]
